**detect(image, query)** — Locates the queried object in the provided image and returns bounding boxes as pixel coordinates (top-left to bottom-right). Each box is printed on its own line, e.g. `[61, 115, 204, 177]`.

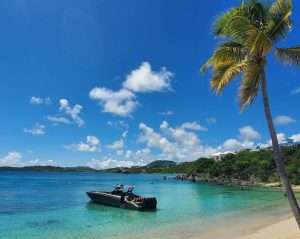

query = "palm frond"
[213, 7, 242, 37]
[269, 0, 292, 16]
[211, 62, 245, 95]
[225, 16, 256, 43]
[267, 0, 292, 41]
[227, 16, 272, 55]
[246, 30, 273, 55]
[246, 0, 269, 29]
[239, 61, 262, 109]
[276, 46, 300, 66]
[200, 42, 245, 73]
[213, 0, 270, 36]
[200, 57, 214, 73]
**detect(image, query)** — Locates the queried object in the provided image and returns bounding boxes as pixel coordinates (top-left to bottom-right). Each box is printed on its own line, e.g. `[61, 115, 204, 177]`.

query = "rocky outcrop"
[175, 173, 257, 187]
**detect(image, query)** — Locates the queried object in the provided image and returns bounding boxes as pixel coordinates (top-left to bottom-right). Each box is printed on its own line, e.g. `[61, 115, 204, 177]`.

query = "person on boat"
[112, 184, 124, 195]
[127, 186, 134, 194]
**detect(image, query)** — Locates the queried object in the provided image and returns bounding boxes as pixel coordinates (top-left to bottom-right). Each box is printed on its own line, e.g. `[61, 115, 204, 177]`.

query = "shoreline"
[235, 217, 300, 239]
[175, 174, 300, 192]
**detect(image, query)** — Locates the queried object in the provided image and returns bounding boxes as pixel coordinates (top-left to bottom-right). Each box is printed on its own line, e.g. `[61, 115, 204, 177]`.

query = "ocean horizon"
[0, 172, 291, 239]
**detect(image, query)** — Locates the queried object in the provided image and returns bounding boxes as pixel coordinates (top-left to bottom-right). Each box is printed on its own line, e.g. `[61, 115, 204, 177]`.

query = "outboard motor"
[142, 197, 157, 210]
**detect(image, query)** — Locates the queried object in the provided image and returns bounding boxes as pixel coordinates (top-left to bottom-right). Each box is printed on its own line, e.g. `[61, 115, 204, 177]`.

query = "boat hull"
[86, 191, 157, 210]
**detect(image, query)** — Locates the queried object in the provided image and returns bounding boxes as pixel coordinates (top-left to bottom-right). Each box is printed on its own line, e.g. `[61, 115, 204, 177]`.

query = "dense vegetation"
[146, 160, 176, 168]
[110, 145, 300, 185]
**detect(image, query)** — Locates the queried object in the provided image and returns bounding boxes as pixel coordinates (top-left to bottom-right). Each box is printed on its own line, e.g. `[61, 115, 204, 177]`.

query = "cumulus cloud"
[107, 139, 124, 150]
[47, 116, 72, 125]
[89, 62, 173, 116]
[28, 159, 58, 167]
[30, 97, 52, 105]
[290, 134, 300, 143]
[219, 126, 261, 152]
[181, 121, 207, 131]
[24, 123, 46, 136]
[107, 120, 129, 129]
[48, 99, 84, 127]
[239, 126, 261, 141]
[0, 152, 59, 167]
[123, 62, 173, 93]
[65, 136, 100, 152]
[274, 115, 296, 125]
[276, 133, 287, 144]
[138, 121, 215, 163]
[259, 133, 288, 148]
[222, 139, 244, 152]
[139, 122, 176, 155]
[87, 157, 136, 169]
[0, 152, 22, 167]
[59, 99, 85, 127]
[89, 88, 137, 116]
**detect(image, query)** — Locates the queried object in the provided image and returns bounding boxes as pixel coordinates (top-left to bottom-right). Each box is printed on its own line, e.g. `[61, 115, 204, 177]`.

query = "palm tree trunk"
[261, 70, 300, 228]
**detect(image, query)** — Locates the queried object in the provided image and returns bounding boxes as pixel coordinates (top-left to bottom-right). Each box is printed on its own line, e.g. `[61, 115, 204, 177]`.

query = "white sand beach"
[236, 217, 300, 239]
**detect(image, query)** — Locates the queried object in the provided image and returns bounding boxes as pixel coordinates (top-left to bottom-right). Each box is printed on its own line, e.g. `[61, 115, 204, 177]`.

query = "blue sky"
[0, 0, 300, 168]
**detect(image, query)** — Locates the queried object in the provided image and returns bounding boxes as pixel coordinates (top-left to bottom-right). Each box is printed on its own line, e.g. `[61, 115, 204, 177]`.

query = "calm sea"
[0, 172, 291, 239]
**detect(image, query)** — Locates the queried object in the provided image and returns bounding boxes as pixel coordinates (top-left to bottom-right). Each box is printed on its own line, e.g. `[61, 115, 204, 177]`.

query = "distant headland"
[2, 145, 300, 187]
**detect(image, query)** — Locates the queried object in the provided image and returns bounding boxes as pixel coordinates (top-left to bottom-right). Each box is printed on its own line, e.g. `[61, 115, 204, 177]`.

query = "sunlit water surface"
[0, 172, 291, 239]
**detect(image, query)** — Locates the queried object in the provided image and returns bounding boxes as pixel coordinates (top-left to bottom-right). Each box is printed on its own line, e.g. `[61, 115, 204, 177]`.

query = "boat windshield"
[112, 185, 134, 194]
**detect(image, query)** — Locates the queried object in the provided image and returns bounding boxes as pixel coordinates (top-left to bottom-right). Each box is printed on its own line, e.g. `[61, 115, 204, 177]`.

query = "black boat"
[86, 185, 157, 210]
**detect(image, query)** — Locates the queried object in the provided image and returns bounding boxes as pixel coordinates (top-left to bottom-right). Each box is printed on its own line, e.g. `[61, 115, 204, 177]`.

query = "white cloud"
[116, 150, 124, 156]
[0, 152, 59, 167]
[181, 121, 207, 131]
[139, 122, 176, 155]
[276, 133, 287, 144]
[219, 126, 261, 152]
[90, 87, 137, 116]
[0, 152, 22, 167]
[47, 116, 72, 125]
[159, 110, 174, 116]
[122, 131, 128, 138]
[30, 97, 52, 105]
[239, 126, 261, 141]
[65, 136, 100, 152]
[24, 123, 45, 136]
[107, 139, 124, 150]
[59, 99, 85, 127]
[206, 117, 217, 124]
[87, 157, 136, 169]
[290, 86, 300, 95]
[123, 62, 173, 93]
[274, 115, 296, 125]
[222, 139, 244, 152]
[290, 134, 300, 143]
[138, 121, 215, 163]
[30, 97, 43, 105]
[89, 62, 173, 116]
[48, 99, 84, 127]
[28, 159, 58, 167]
[107, 120, 129, 129]
[262, 133, 287, 147]
[0, 151, 60, 168]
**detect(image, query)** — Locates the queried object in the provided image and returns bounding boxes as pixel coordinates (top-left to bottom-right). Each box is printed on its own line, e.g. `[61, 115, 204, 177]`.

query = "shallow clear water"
[0, 172, 291, 239]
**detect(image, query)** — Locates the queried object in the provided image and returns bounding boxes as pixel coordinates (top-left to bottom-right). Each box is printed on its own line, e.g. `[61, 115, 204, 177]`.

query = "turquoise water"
[0, 172, 291, 239]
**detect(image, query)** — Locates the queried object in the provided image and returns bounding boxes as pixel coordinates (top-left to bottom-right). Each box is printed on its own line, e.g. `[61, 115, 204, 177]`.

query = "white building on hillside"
[211, 151, 236, 162]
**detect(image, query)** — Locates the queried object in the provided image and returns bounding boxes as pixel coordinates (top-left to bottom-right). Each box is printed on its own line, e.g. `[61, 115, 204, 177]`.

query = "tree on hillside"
[201, 0, 300, 227]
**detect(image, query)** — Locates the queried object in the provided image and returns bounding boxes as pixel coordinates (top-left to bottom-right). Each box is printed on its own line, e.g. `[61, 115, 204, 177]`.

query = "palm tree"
[201, 0, 300, 227]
